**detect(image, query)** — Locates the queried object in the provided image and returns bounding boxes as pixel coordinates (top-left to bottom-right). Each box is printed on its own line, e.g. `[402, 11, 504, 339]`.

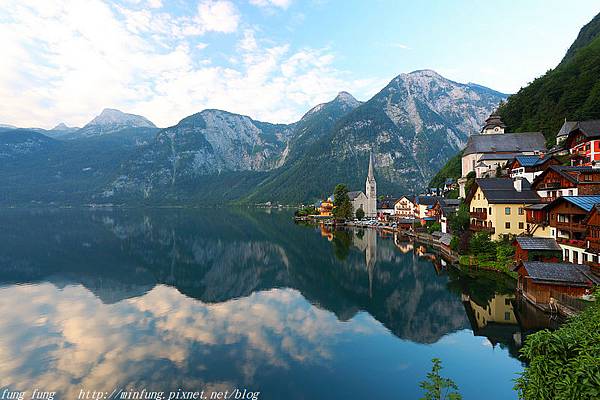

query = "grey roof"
[415, 195, 442, 206]
[348, 191, 364, 200]
[432, 231, 443, 238]
[525, 203, 549, 210]
[439, 233, 453, 246]
[518, 262, 598, 286]
[463, 132, 546, 156]
[442, 199, 461, 206]
[559, 195, 600, 212]
[515, 237, 561, 251]
[572, 120, 600, 138]
[556, 121, 577, 138]
[473, 178, 541, 204]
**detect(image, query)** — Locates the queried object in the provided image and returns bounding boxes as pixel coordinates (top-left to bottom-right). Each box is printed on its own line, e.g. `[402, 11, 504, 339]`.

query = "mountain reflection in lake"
[0, 208, 556, 400]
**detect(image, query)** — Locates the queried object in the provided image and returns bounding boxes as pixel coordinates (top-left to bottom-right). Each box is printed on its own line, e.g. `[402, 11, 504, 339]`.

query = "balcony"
[555, 221, 587, 232]
[587, 239, 600, 253]
[556, 237, 586, 248]
[470, 210, 487, 220]
[537, 182, 560, 190]
[470, 223, 495, 234]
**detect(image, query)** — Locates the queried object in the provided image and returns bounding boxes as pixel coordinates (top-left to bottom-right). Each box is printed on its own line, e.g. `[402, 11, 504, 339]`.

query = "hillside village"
[306, 112, 600, 314]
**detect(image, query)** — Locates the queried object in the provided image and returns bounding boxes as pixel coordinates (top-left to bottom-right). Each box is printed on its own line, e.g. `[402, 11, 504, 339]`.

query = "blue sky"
[0, 0, 598, 128]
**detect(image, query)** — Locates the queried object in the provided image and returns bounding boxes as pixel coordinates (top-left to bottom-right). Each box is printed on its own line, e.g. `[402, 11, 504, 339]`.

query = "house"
[507, 155, 559, 183]
[562, 120, 600, 166]
[319, 197, 334, 217]
[458, 112, 546, 197]
[583, 205, 600, 273]
[434, 198, 460, 233]
[394, 196, 416, 218]
[377, 196, 397, 217]
[531, 165, 600, 202]
[524, 203, 553, 238]
[513, 237, 562, 263]
[465, 178, 541, 240]
[555, 120, 578, 146]
[514, 261, 598, 305]
[545, 195, 600, 264]
[414, 195, 444, 220]
[444, 178, 457, 192]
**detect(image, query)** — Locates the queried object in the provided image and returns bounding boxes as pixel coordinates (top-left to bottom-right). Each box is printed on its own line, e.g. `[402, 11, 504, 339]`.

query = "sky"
[0, 0, 598, 129]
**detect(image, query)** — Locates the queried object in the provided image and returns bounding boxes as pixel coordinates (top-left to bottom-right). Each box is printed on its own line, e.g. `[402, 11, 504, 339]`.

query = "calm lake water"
[0, 208, 558, 400]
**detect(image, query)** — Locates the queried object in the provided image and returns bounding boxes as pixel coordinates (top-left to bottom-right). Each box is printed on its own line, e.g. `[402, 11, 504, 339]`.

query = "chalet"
[394, 196, 416, 218]
[513, 237, 562, 263]
[524, 203, 553, 238]
[466, 178, 541, 240]
[435, 198, 460, 233]
[459, 112, 546, 197]
[583, 205, 600, 273]
[530, 165, 600, 202]
[545, 195, 600, 264]
[563, 120, 600, 166]
[507, 155, 559, 183]
[414, 195, 444, 220]
[514, 261, 598, 305]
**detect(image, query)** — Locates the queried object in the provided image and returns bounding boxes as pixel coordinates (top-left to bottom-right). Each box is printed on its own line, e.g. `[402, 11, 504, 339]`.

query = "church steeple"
[365, 152, 377, 217]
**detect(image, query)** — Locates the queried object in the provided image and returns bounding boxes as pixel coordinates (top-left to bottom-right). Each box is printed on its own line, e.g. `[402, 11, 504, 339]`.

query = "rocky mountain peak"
[84, 108, 156, 129]
[52, 122, 77, 131]
[334, 91, 360, 107]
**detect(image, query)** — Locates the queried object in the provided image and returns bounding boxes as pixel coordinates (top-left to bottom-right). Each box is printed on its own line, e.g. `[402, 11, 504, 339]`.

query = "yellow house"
[465, 178, 541, 240]
[319, 197, 334, 217]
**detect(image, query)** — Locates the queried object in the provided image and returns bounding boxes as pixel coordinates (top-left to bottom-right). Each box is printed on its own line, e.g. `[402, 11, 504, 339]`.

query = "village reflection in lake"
[0, 208, 557, 400]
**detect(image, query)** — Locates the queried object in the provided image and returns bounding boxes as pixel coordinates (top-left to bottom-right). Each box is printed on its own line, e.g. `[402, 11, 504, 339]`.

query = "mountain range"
[1, 70, 506, 205]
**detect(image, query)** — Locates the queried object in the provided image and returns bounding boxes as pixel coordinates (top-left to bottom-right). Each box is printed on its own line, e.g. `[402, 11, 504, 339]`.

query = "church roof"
[463, 132, 546, 156]
[348, 191, 365, 200]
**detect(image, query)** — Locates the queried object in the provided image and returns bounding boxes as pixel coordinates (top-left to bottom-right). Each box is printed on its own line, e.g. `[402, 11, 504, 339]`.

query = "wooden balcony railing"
[470, 223, 495, 234]
[470, 210, 487, 220]
[537, 182, 561, 190]
[554, 221, 587, 232]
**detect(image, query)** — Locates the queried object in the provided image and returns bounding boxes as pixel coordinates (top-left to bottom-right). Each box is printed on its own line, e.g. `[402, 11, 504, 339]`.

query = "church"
[348, 153, 377, 218]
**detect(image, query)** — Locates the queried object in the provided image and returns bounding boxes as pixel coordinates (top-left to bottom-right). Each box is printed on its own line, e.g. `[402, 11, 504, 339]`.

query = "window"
[583, 253, 588, 263]
[505, 222, 511, 229]
[565, 249, 569, 260]
[504, 312, 511, 321]
[505, 207, 511, 215]
[519, 222, 524, 229]
[505, 298, 511, 306]
[489, 207, 492, 215]
[568, 190, 574, 195]
[518, 207, 524, 215]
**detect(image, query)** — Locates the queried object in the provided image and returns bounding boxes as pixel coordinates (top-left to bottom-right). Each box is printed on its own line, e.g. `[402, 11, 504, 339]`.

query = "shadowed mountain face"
[0, 207, 470, 343]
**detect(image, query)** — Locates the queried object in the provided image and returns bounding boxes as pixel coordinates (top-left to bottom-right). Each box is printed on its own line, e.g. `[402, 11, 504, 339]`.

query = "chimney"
[513, 178, 523, 192]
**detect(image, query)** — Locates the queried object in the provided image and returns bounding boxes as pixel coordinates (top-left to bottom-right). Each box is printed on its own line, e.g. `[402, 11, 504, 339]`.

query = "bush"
[355, 208, 365, 220]
[515, 288, 600, 399]
[427, 222, 442, 234]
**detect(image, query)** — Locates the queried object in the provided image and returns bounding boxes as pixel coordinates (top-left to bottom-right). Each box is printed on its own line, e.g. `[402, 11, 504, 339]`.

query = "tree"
[333, 184, 353, 220]
[449, 204, 469, 234]
[355, 208, 365, 220]
[419, 358, 462, 400]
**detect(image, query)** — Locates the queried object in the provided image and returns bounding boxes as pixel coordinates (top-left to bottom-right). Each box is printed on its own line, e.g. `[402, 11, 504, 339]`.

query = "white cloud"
[0, 0, 383, 128]
[249, 0, 292, 10]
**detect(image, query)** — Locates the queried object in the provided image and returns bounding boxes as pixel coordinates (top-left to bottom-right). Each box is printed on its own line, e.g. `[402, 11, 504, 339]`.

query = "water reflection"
[0, 209, 556, 399]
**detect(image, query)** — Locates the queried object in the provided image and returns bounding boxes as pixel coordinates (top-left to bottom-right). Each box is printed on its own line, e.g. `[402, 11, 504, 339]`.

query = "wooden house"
[545, 195, 600, 264]
[563, 120, 600, 166]
[514, 261, 598, 305]
[583, 205, 600, 273]
[507, 155, 559, 183]
[531, 165, 600, 202]
[513, 237, 562, 263]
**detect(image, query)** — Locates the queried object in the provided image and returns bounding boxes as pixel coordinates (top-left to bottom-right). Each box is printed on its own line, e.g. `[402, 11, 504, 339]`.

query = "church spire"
[368, 152, 375, 181]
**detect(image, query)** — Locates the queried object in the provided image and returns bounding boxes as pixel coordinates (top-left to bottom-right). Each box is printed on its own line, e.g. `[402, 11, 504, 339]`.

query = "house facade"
[563, 120, 600, 166]
[466, 178, 540, 240]
[531, 166, 600, 202]
[508, 155, 559, 183]
[394, 196, 416, 218]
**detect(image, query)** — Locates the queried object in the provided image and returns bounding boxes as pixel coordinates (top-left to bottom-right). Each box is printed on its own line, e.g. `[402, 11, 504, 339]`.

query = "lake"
[0, 208, 558, 400]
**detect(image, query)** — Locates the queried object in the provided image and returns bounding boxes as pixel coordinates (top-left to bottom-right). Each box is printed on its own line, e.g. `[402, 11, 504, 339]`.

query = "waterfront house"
[458, 112, 546, 197]
[465, 178, 541, 240]
[514, 261, 598, 305]
[377, 196, 397, 218]
[531, 165, 600, 202]
[544, 195, 600, 264]
[513, 237, 562, 263]
[507, 155, 559, 183]
[563, 120, 600, 166]
[414, 195, 444, 221]
[319, 197, 334, 217]
[394, 196, 416, 218]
